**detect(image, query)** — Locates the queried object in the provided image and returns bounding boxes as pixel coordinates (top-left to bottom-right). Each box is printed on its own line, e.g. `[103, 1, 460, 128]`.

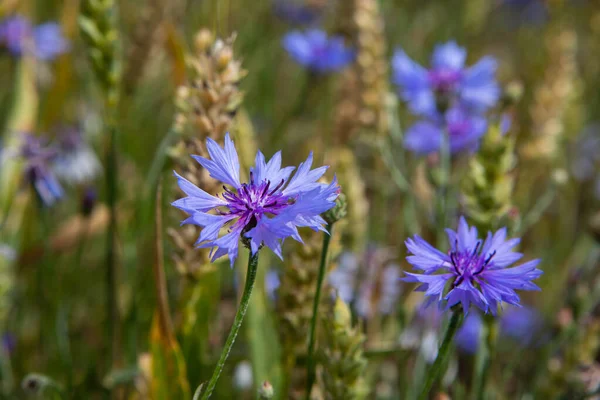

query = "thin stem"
[305, 223, 334, 400]
[105, 116, 120, 369]
[471, 315, 497, 400]
[417, 310, 463, 400]
[436, 129, 451, 248]
[201, 251, 260, 399]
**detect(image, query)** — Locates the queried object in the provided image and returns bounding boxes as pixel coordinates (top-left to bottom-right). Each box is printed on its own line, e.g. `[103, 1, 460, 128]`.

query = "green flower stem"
[201, 251, 260, 400]
[436, 129, 451, 248]
[472, 315, 497, 400]
[417, 310, 464, 400]
[305, 223, 334, 400]
[105, 117, 119, 367]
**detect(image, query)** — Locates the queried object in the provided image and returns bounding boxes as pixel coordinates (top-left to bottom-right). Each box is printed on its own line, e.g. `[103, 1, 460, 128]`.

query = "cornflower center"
[447, 118, 472, 138]
[429, 68, 461, 93]
[449, 240, 496, 287]
[220, 172, 291, 229]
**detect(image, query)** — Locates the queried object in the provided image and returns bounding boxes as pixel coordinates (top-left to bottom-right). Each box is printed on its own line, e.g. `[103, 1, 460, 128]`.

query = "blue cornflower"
[500, 305, 544, 345]
[404, 106, 488, 155]
[0, 15, 68, 61]
[31, 22, 70, 61]
[172, 133, 339, 267]
[403, 217, 542, 315]
[392, 41, 499, 117]
[283, 29, 354, 73]
[18, 134, 64, 207]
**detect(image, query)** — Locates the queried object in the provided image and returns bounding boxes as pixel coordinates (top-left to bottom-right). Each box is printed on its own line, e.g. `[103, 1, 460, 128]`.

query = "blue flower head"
[19, 134, 64, 207]
[0, 15, 68, 61]
[0, 15, 31, 56]
[172, 133, 339, 267]
[403, 217, 542, 315]
[283, 29, 354, 73]
[404, 106, 488, 155]
[392, 41, 499, 117]
[32, 22, 70, 61]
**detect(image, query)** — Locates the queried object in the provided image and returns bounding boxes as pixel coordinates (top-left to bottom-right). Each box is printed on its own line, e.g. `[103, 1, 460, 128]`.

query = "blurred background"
[1, 0, 600, 398]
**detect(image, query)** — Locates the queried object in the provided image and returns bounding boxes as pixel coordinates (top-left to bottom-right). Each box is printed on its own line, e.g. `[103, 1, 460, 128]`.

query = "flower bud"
[258, 381, 274, 399]
[324, 193, 347, 224]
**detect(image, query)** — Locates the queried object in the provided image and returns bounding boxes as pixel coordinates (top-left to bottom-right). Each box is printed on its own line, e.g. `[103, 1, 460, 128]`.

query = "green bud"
[324, 193, 348, 225]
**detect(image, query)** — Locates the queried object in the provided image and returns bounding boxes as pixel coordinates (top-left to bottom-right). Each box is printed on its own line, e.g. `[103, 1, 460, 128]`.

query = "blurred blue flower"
[172, 133, 339, 267]
[265, 269, 281, 301]
[283, 29, 354, 73]
[52, 126, 101, 185]
[455, 312, 483, 354]
[403, 217, 543, 315]
[19, 134, 64, 207]
[404, 107, 488, 155]
[0, 15, 68, 61]
[32, 22, 70, 61]
[392, 41, 499, 117]
[1, 333, 15, 354]
[329, 247, 402, 319]
[273, 0, 324, 25]
[0, 15, 31, 56]
[500, 306, 543, 345]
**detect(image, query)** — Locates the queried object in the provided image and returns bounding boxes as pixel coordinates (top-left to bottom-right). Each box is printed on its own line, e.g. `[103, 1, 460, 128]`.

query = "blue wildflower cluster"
[392, 42, 500, 154]
[0, 15, 69, 61]
[283, 29, 354, 73]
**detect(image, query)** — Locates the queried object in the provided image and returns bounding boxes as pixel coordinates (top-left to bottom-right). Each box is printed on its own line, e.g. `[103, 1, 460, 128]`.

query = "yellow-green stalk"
[462, 122, 516, 234]
[522, 29, 580, 162]
[79, 0, 122, 374]
[333, 0, 389, 143]
[326, 148, 369, 252]
[276, 227, 342, 399]
[319, 296, 368, 400]
[168, 29, 246, 278]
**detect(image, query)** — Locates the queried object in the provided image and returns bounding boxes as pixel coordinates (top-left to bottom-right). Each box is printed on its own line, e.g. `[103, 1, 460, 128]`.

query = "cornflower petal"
[172, 172, 227, 213]
[431, 41, 466, 71]
[282, 152, 328, 196]
[460, 56, 500, 111]
[192, 133, 241, 188]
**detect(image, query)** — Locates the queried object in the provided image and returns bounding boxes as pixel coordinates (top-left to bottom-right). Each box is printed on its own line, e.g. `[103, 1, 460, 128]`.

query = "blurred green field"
[1, 0, 600, 399]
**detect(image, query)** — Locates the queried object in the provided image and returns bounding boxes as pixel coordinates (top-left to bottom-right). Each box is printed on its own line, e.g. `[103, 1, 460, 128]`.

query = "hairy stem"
[436, 129, 451, 248]
[305, 223, 334, 400]
[417, 310, 463, 400]
[105, 115, 120, 369]
[472, 315, 497, 400]
[201, 251, 260, 399]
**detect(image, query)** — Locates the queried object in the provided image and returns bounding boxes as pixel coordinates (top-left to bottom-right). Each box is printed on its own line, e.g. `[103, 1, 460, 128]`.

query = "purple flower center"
[448, 119, 471, 138]
[449, 241, 496, 287]
[221, 172, 292, 230]
[429, 68, 461, 93]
